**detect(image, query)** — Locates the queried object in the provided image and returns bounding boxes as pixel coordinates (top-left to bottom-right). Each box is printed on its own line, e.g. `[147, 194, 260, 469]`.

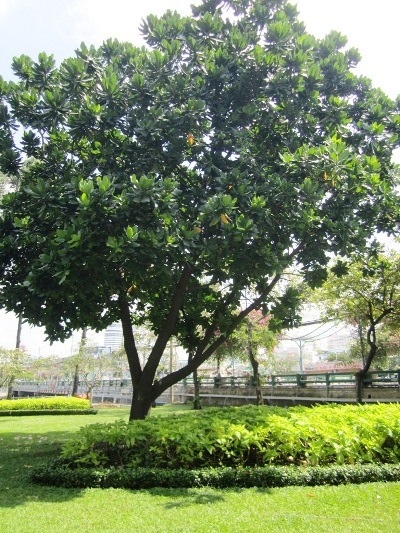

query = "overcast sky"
[0, 0, 398, 355]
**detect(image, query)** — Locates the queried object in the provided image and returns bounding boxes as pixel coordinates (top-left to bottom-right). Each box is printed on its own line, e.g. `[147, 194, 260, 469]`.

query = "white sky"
[0, 0, 399, 355]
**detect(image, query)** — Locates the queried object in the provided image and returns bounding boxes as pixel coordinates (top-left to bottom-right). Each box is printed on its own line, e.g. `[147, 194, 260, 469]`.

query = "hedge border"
[0, 409, 97, 417]
[29, 461, 400, 489]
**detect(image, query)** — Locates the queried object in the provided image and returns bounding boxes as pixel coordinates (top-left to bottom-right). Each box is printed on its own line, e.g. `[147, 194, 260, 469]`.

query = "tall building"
[104, 322, 123, 351]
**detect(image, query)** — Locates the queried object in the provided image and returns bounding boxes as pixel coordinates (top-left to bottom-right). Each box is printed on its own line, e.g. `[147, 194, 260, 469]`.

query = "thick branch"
[144, 265, 192, 376]
[155, 272, 282, 394]
[118, 298, 142, 386]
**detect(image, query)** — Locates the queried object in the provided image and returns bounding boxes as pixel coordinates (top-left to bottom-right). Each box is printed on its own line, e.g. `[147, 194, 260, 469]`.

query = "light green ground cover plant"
[0, 396, 92, 414]
[1, 407, 400, 533]
[57, 404, 400, 470]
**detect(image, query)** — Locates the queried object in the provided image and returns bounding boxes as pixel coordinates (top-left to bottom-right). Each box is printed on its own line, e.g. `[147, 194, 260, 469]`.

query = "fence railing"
[13, 370, 400, 393]
[181, 370, 400, 388]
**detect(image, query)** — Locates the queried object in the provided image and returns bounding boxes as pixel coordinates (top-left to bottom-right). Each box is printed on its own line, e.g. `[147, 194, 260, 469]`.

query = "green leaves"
[56, 404, 400, 469]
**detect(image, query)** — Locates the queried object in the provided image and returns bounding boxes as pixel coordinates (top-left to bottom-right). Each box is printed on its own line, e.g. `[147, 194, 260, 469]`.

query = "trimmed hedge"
[30, 460, 400, 489]
[0, 409, 97, 417]
[0, 396, 92, 412]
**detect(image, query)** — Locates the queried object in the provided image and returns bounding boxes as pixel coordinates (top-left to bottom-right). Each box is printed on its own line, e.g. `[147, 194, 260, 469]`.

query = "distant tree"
[0, 347, 32, 399]
[312, 249, 400, 402]
[213, 309, 278, 404]
[66, 337, 115, 402]
[0, 0, 399, 419]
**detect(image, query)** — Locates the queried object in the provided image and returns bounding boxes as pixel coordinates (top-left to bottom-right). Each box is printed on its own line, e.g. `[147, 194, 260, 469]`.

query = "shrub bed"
[58, 404, 400, 469]
[0, 396, 93, 415]
[29, 403, 400, 488]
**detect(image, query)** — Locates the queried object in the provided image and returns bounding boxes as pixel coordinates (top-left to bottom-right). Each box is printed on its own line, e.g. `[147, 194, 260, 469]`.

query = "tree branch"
[144, 265, 192, 376]
[118, 298, 142, 386]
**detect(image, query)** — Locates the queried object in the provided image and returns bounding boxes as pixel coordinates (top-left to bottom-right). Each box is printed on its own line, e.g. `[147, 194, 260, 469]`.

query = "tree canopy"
[0, 0, 399, 418]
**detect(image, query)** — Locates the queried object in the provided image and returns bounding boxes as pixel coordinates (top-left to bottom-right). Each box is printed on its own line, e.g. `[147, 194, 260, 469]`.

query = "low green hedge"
[0, 409, 97, 417]
[30, 461, 400, 489]
[0, 396, 92, 412]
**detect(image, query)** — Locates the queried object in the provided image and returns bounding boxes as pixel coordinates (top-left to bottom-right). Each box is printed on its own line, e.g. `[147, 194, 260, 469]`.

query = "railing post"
[296, 374, 305, 387]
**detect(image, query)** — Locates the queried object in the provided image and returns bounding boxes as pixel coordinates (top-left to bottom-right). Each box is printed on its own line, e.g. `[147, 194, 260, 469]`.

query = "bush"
[0, 396, 92, 412]
[58, 404, 400, 469]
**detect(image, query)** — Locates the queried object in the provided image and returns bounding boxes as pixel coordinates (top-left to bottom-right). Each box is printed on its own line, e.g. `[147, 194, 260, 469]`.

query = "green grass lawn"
[0, 406, 399, 533]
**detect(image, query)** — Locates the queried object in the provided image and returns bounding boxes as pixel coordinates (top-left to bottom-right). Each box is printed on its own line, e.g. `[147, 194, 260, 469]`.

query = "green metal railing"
[181, 370, 400, 388]
[14, 370, 400, 391]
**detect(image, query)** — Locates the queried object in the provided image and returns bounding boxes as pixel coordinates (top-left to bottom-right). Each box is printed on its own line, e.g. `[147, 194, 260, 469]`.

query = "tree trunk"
[72, 328, 87, 396]
[16, 314, 23, 349]
[129, 383, 154, 420]
[187, 351, 201, 410]
[72, 364, 79, 396]
[8, 314, 23, 399]
[247, 321, 263, 405]
[357, 322, 366, 367]
[7, 378, 15, 400]
[355, 323, 378, 403]
[192, 368, 202, 410]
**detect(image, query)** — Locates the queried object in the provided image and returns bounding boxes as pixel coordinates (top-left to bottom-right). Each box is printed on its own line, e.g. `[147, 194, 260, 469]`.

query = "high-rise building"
[104, 322, 123, 350]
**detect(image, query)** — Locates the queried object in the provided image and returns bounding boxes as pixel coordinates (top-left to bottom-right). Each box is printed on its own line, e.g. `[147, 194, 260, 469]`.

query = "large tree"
[0, 0, 399, 419]
[312, 249, 400, 402]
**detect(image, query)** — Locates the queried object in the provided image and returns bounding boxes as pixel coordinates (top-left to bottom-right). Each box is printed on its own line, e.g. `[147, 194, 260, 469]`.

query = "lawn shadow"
[0, 429, 85, 508]
[161, 491, 226, 508]
[147, 486, 273, 509]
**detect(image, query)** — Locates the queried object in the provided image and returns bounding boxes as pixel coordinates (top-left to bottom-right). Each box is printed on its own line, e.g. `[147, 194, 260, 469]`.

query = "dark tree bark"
[247, 321, 263, 406]
[72, 328, 87, 396]
[355, 304, 392, 403]
[192, 367, 202, 410]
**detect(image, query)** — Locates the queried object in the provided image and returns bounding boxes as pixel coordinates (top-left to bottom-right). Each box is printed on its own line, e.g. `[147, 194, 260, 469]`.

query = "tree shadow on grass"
[0, 430, 85, 508]
[158, 490, 226, 508]
[147, 486, 272, 510]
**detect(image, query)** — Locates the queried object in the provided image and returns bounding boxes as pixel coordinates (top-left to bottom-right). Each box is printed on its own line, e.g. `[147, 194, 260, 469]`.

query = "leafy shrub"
[58, 404, 400, 469]
[0, 396, 91, 412]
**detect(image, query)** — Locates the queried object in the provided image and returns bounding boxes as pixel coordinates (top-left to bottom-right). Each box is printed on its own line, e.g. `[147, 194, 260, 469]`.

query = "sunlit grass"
[0, 406, 399, 532]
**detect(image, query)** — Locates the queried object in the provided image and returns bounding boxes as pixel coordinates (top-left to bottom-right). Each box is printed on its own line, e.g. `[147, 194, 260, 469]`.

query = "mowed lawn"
[0, 407, 399, 533]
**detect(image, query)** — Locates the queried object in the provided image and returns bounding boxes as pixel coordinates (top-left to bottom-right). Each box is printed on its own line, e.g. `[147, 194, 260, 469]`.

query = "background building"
[104, 322, 123, 351]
